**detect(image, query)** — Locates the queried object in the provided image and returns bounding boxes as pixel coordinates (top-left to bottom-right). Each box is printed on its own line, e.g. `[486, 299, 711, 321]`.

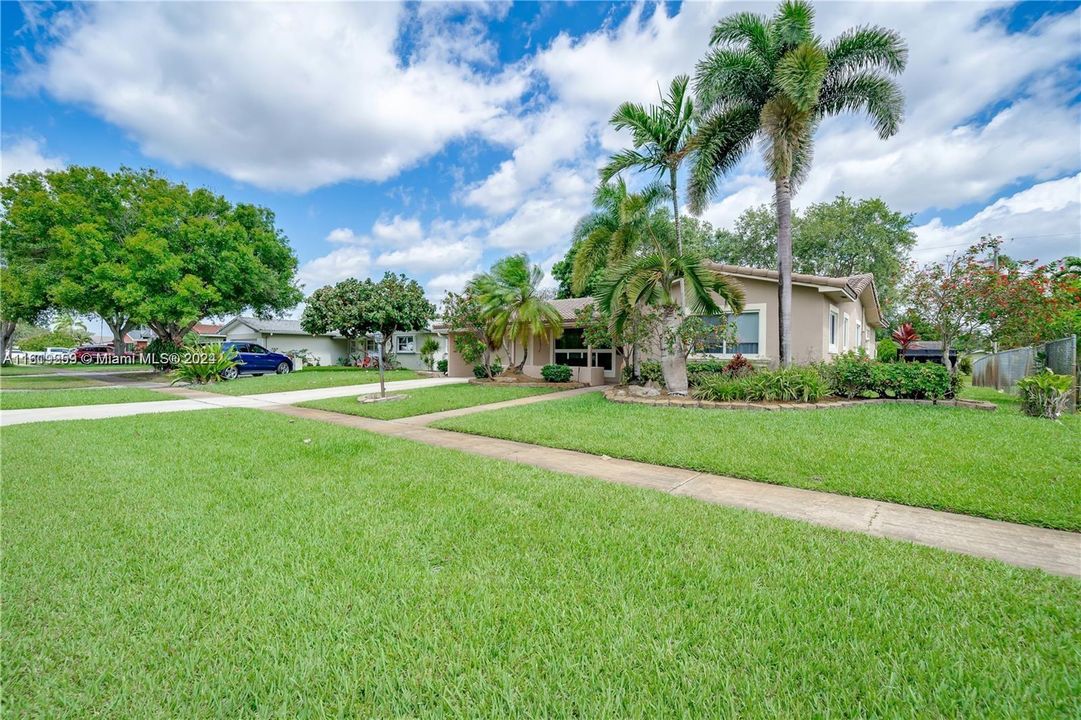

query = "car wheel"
[221, 366, 239, 381]
[276, 361, 291, 374]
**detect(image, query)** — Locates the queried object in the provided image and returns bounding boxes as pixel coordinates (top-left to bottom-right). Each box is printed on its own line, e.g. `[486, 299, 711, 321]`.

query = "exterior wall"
[391, 331, 447, 371]
[224, 321, 260, 341]
[261, 334, 349, 367]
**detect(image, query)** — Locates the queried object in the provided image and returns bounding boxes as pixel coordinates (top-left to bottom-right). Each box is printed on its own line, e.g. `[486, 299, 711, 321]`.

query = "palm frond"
[709, 11, 774, 65]
[694, 48, 771, 111]
[817, 71, 904, 138]
[825, 26, 908, 74]
[599, 148, 652, 183]
[773, 0, 815, 50]
[759, 95, 815, 181]
[775, 42, 828, 111]
[686, 104, 759, 214]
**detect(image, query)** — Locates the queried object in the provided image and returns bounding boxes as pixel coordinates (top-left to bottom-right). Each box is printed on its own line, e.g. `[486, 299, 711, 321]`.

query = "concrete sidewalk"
[0, 376, 467, 427]
[269, 402, 1081, 578]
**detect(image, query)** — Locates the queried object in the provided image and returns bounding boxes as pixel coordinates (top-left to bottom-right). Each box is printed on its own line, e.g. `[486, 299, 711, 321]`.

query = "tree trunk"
[671, 166, 685, 313]
[515, 340, 529, 373]
[148, 321, 197, 347]
[106, 317, 132, 359]
[0, 320, 16, 364]
[775, 176, 793, 367]
[660, 308, 689, 395]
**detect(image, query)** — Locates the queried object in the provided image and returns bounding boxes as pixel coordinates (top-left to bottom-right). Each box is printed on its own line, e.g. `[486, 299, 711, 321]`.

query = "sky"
[2, 0, 1079, 318]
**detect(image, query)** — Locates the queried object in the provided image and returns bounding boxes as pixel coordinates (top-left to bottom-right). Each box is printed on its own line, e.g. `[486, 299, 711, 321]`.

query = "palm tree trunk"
[670, 166, 685, 313]
[660, 307, 690, 395]
[775, 176, 793, 368]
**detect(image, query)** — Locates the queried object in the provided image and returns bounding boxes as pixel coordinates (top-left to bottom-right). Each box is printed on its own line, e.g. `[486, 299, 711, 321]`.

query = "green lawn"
[435, 393, 1081, 531]
[958, 379, 1021, 407]
[0, 363, 154, 375]
[3, 410, 1077, 717]
[0, 387, 176, 410]
[298, 382, 558, 420]
[196, 368, 419, 395]
[0, 375, 105, 390]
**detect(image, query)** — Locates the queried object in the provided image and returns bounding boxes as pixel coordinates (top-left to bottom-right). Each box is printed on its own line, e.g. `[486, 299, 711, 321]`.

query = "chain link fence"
[972, 335, 1077, 412]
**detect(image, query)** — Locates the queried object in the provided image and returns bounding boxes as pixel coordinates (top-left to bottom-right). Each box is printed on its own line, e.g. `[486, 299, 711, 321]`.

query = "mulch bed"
[604, 386, 997, 412]
[469, 378, 585, 390]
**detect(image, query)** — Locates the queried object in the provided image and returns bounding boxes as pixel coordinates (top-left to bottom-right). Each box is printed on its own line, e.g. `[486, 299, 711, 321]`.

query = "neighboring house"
[439, 263, 883, 384]
[902, 340, 959, 365]
[219, 316, 447, 369]
[191, 323, 227, 342]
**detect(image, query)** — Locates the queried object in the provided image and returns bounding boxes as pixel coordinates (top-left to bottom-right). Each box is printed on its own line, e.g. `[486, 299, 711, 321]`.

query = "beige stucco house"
[442, 263, 882, 384]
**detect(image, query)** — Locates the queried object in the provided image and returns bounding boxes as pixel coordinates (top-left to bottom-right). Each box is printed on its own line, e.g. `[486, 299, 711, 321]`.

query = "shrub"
[687, 359, 728, 375]
[693, 366, 827, 403]
[171, 344, 238, 385]
[473, 358, 503, 379]
[541, 364, 573, 383]
[957, 355, 973, 375]
[436, 359, 448, 375]
[1017, 370, 1074, 419]
[639, 360, 664, 385]
[876, 338, 899, 363]
[420, 338, 441, 370]
[722, 353, 755, 377]
[823, 352, 875, 398]
[144, 337, 184, 370]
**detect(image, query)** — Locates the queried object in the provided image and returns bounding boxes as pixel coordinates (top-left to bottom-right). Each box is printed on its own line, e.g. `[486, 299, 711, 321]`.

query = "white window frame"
[828, 307, 839, 353]
[842, 313, 850, 351]
[855, 322, 862, 351]
[696, 302, 768, 360]
[395, 334, 416, 354]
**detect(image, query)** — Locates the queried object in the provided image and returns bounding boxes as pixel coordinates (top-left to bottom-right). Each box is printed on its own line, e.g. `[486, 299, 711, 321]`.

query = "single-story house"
[218, 316, 448, 370]
[440, 263, 882, 384]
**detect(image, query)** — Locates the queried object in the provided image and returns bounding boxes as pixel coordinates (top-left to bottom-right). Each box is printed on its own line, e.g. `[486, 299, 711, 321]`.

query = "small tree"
[575, 302, 658, 381]
[470, 255, 562, 372]
[301, 273, 434, 360]
[441, 289, 503, 378]
[419, 337, 440, 370]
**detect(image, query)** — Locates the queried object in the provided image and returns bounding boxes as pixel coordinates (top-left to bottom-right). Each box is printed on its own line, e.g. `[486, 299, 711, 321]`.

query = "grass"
[196, 368, 419, 395]
[3, 409, 1078, 717]
[298, 382, 558, 420]
[0, 375, 106, 390]
[435, 393, 1081, 531]
[958, 378, 1021, 407]
[0, 387, 176, 410]
[0, 363, 154, 375]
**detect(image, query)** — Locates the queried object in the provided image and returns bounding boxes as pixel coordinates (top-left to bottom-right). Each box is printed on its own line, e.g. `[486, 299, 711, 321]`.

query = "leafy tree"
[302, 272, 434, 358]
[574, 302, 658, 381]
[598, 220, 744, 395]
[0, 171, 59, 362]
[54, 313, 91, 344]
[419, 337, 441, 371]
[601, 74, 696, 268]
[570, 179, 670, 296]
[552, 242, 603, 299]
[692, 0, 907, 365]
[441, 289, 503, 378]
[470, 254, 562, 372]
[708, 205, 780, 269]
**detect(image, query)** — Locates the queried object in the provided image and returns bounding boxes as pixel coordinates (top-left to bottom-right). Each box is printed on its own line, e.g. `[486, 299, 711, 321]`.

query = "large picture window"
[700, 311, 760, 355]
[396, 335, 416, 353]
[554, 328, 588, 367]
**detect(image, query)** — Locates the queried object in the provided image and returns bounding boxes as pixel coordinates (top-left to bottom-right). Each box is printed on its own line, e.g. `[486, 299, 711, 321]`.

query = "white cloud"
[913, 173, 1081, 264]
[325, 228, 359, 244]
[426, 268, 481, 299]
[1, 136, 63, 178]
[376, 240, 481, 274]
[18, 3, 527, 191]
[297, 247, 372, 291]
[371, 215, 424, 245]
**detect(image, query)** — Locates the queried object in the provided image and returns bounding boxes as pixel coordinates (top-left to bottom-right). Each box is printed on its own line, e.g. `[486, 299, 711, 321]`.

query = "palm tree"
[690, 0, 907, 366]
[601, 74, 696, 258]
[471, 254, 563, 372]
[598, 222, 744, 395]
[570, 178, 669, 296]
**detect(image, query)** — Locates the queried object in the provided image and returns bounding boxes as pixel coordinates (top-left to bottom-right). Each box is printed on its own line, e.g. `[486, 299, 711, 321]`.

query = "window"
[829, 309, 838, 352]
[396, 335, 416, 353]
[855, 322, 862, 349]
[249, 344, 268, 354]
[842, 314, 850, 350]
[700, 311, 760, 355]
[554, 328, 588, 367]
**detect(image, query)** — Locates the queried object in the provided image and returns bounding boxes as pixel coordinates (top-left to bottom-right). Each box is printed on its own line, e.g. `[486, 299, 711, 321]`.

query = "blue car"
[220, 341, 293, 380]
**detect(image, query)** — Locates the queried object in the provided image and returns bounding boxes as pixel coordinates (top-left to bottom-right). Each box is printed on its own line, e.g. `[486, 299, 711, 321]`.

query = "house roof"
[220, 316, 343, 338]
[549, 296, 594, 322]
[706, 262, 883, 327]
[191, 323, 225, 335]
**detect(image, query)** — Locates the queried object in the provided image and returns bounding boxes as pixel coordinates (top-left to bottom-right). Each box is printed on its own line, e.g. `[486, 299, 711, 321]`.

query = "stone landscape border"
[604, 386, 997, 412]
[470, 378, 585, 390]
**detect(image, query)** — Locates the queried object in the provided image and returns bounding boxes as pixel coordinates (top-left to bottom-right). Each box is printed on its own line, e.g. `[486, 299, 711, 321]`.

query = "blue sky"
[2, 1, 1079, 314]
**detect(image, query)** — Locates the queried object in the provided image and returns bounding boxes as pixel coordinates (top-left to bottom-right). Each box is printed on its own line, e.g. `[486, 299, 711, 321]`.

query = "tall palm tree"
[690, 0, 907, 366]
[570, 178, 669, 296]
[598, 222, 744, 395]
[471, 254, 563, 372]
[601, 74, 696, 258]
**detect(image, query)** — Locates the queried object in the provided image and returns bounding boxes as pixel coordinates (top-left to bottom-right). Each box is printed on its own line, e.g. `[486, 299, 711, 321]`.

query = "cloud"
[913, 173, 1081, 264]
[371, 215, 424, 245]
[296, 247, 372, 292]
[325, 228, 359, 244]
[426, 269, 481, 299]
[1, 136, 63, 178]
[17, 3, 527, 191]
[376, 240, 481, 274]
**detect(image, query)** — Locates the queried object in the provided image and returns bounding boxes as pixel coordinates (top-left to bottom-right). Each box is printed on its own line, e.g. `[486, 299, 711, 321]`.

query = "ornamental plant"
[541, 364, 573, 383]
[1017, 370, 1074, 420]
[171, 343, 238, 385]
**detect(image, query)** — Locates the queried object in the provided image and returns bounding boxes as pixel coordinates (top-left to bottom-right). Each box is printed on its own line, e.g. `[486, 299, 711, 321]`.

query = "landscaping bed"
[606, 386, 996, 411]
[434, 392, 1081, 530]
[469, 377, 584, 390]
[3, 409, 1078, 717]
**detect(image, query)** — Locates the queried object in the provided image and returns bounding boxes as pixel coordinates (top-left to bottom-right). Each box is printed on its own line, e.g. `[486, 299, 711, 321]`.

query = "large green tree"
[691, 0, 907, 365]
[302, 272, 434, 359]
[598, 221, 744, 395]
[470, 254, 563, 372]
[0, 172, 60, 361]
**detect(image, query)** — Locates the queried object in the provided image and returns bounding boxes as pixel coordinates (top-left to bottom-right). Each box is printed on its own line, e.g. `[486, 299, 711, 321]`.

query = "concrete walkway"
[266, 400, 1080, 578]
[0, 376, 467, 427]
